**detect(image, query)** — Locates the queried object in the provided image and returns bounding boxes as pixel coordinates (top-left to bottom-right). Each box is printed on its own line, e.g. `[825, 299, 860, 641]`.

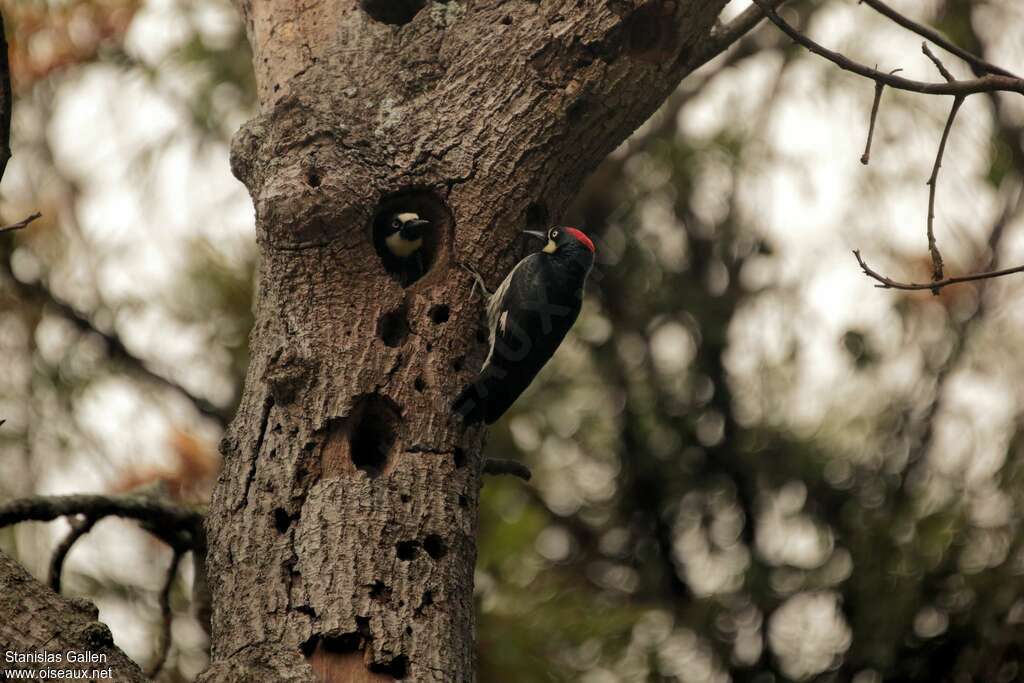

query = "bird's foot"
[460, 262, 493, 300]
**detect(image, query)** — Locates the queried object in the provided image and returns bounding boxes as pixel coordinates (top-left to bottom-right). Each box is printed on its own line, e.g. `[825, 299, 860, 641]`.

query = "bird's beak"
[522, 230, 547, 241]
[410, 219, 430, 229]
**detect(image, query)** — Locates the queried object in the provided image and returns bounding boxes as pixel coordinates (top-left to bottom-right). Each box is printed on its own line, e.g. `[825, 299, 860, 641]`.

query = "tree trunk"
[0, 550, 148, 682]
[201, 2, 727, 681]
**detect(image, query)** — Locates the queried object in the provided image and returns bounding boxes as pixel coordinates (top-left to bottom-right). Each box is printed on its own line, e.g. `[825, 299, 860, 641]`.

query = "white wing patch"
[481, 260, 525, 366]
[487, 260, 522, 332]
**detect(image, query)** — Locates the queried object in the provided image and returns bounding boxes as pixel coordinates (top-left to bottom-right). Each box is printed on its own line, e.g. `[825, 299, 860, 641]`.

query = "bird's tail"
[453, 382, 487, 424]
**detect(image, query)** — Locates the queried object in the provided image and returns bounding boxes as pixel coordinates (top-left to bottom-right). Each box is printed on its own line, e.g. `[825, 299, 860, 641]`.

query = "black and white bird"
[454, 226, 596, 424]
[374, 211, 430, 285]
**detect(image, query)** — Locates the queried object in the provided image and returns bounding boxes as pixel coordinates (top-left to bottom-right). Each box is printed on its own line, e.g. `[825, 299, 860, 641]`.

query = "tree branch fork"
[0, 493, 206, 678]
[750, 0, 1024, 294]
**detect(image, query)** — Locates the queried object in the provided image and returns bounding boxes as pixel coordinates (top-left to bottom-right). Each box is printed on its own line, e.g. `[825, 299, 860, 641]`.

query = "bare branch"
[148, 547, 184, 679]
[853, 250, 1024, 292]
[482, 458, 532, 481]
[0, 212, 41, 234]
[48, 515, 98, 592]
[861, 78, 886, 165]
[0, 494, 204, 544]
[924, 95, 964, 288]
[859, 0, 1020, 79]
[749, 0, 1024, 96]
[854, 187, 1024, 291]
[754, 0, 1023, 294]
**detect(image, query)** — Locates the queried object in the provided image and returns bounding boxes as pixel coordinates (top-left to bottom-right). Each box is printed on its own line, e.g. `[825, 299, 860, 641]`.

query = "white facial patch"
[396, 212, 420, 223]
[385, 231, 423, 257]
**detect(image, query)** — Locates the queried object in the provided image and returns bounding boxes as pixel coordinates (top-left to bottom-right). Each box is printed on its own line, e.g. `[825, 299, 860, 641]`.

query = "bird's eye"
[392, 219, 402, 229]
[550, 230, 559, 239]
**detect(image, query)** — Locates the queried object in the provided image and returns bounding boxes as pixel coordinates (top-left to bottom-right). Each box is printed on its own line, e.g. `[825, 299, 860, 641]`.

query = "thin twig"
[749, 0, 1024, 96]
[860, 70, 902, 165]
[0, 212, 41, 234]
[482, 458, 532, 481]
[48, 515, 98, 592]
[852, 249, 1024, 291]
[924, 96, 963, 289]
[919, 43, 963, 289]
[147, 547, 184, 679]
[922, 43, 955, 83]
[859, 0, 1019, 79]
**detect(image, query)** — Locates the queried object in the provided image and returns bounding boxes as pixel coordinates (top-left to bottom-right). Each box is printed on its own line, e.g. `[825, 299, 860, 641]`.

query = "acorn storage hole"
[378, 304, 409, 348]
[350, 394, 402, 478]
[371, 189, 452, 287]
[396, 540, 418, 560]
[423, 534, 447, 560]
[428, 304, 450, 324]
[361, 0, 425, 25]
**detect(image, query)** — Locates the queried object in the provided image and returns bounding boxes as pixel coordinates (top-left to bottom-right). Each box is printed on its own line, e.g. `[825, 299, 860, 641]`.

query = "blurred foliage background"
[2, 0, 1024, 681]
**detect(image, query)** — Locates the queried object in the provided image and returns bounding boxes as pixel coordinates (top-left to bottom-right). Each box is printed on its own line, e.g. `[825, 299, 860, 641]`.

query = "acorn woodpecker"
[454, 226, 596, 424]
[374, 211, 430, 285]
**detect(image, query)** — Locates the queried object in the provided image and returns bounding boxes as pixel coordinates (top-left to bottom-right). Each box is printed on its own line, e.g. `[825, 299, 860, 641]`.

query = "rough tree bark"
[201, 2, 728, 681]
[0, 551, 148, 681]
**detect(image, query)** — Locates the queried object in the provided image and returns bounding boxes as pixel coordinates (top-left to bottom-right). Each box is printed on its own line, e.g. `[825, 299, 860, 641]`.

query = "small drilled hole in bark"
[452, 356, 464, 372]
[458, 494, 468, 508]
[428, 304, 450, 324]
[370, 655, 409, 679]
[396, 541, 419, 560]
[500, 15, 512, 25]
[306, 171, 321, 188]
[475, 329, 488, 345]
[371, 189, 453, 287]
[361, 0, 425, 25]
[400, 493, 411, 503]
[423, 535, 447, 560]
[414, 376, 426, 392]
[349, 394, 401, 478]
[453, 447, 467, 469]
[421, 590, 434, 607]
[405, 626, 413, 635]
[368, 580, 390, 600]
[272, 508, 291, 533]
[378, 306, 409, 347]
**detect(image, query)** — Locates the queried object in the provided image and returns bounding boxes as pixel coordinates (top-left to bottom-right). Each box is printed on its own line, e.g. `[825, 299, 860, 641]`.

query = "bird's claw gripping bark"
[460, 262, 493, 300]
